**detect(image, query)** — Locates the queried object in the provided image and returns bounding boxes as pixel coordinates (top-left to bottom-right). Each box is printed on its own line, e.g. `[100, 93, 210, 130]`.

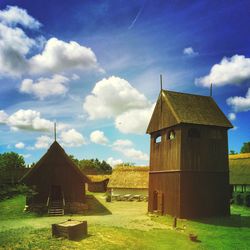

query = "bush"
[0, 184, 36, 201]
[245, 194, 250, 207]
[233, 192, 243, 205]
[233, 192, 250, 207]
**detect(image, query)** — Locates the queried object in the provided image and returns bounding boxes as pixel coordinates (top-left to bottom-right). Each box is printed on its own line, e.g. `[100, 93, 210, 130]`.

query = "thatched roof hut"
[108, 167, 149, 189]
[229, 153, 250, 185]
[87, 175, 110, 192]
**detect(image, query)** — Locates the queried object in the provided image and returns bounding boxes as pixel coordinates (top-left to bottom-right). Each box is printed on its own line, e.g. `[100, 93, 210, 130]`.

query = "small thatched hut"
[21, 141, 89, 215]
[87, 175, 110, 192]
[107, 167, 149, 199]
[229, 153, 250, 192]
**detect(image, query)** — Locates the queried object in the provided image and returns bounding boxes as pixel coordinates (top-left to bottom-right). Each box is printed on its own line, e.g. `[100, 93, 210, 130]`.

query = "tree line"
[69, 155, 112, 174]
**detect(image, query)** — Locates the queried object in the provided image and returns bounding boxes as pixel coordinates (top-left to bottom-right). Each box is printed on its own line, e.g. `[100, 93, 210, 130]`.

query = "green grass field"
[0, 194, 249, 250]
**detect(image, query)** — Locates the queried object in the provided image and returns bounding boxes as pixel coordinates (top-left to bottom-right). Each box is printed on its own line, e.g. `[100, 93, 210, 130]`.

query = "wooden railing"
[46, 189, 51, 207]
[62, 191, 65, 207]
[46, 195, 50, 207]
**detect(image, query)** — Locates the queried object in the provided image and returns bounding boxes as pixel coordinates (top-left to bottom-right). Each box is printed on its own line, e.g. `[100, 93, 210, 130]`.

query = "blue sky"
[0, 0, 249, 166]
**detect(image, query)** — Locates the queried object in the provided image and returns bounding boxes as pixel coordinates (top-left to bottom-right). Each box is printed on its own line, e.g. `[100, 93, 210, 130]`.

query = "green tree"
[230, 150, 236, 155]
[0, 152, 25, 170]
[240, 142, 250, 153]
[0, 152, 25, 184]
[69, 155, 80, 166]
[69, 156, 112, 173]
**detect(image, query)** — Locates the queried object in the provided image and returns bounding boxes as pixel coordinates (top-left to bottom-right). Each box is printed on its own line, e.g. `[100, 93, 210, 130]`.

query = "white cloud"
[83, 76, 153, 134]
[7, 109, 53, 131]
[60, 129, 85, 147]
[29, 37, 103, 75]
[90, 130, 109, 145]
[227, 88, 250, 112]
[72, 74, 80, 80]
[0, 110, 8, 123]
[115, 105, 154, 134]
[232, 126, 238, 131]
[1, 109, 68, 132]
[15, 142, 25, 149]
[106, 157, 123, 167]
[112, 139, 149, 161]
[121, 148, 149, 161]
[0, 22, 34, 76]
[183, 47, 198, 56]
[228, 113, 236, 121]
[0, 6, 101, 77]
[21, 154, 31, 158]
[20, 74, 69, 100]
[0, 6, 41, 29]
[196, 55, 250, 87]
[113, 139, 133, 147]
[35, 135, 52, 149]
[83, 76, 151, 120]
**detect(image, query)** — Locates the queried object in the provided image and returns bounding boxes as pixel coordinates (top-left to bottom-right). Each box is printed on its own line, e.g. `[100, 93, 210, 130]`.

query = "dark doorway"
[51, 185, 62, 200]
[153, 190, 164, 214]
[153, 191, 158, 211]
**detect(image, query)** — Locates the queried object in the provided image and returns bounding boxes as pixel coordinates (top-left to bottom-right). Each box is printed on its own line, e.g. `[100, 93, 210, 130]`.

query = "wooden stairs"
[48, 200, 64, 216]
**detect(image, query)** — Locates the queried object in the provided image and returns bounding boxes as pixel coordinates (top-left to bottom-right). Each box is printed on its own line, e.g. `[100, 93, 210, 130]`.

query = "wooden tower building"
[147, 90, 233, 218]
[21, 140, 89, 215]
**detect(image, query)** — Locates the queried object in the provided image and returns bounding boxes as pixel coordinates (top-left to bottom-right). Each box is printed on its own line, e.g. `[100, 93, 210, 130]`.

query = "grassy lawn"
[0, 194, 249, 250]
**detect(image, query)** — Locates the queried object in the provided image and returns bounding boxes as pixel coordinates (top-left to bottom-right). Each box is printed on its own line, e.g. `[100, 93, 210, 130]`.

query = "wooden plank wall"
[148, 172, 180, 217]
[150, 126, 181, 171]
[181, 124, 229, 172]
[180, 172, 230, 218]
[26, 151, 85, 204]
[147, 96, 178, 133]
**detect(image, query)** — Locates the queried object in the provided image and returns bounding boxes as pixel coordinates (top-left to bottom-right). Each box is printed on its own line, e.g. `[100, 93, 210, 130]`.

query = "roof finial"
[210, 83, 213, 97]
[160, 74, 163, 92]
[54, 122, 57, 141]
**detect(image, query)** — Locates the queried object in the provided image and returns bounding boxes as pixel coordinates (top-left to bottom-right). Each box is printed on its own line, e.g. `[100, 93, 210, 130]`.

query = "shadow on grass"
[84, 194, 112, 216]
[193, 214, 250, 228]
[57, 233, 94, 242]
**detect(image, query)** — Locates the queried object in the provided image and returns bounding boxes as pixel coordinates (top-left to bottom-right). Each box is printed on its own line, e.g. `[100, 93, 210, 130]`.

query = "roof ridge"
[162, 91, 180, 123]
[163, 89, 211, 98]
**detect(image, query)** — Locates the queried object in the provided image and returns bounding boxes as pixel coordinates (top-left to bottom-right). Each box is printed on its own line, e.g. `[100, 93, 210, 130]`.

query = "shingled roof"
[229, 153, 250, 185]
[108, 167, 149, 189]
[147, 90, 233, 133]
[21, 141, 90, 183]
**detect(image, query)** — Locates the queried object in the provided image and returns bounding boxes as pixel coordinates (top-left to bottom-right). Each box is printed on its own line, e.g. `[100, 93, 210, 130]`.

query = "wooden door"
[51, 185, 62, 200]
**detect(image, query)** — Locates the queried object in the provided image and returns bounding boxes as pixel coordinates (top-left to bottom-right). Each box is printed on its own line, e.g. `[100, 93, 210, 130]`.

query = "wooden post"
[160, 74, 163, 112]
[173, 217, 177, 228]
[210, 83, 213, 97]
[54, 122, 57, 141]
[160, 75, 163, 128]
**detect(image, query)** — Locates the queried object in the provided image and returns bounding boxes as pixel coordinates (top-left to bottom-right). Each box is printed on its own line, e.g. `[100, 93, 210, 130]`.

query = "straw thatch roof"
[229, 153, 250, 185]
[87, 175, 111, 182]
[147, 90, 233, 133]
[229, 153, 250, 160]
[108, 167, 149, 189]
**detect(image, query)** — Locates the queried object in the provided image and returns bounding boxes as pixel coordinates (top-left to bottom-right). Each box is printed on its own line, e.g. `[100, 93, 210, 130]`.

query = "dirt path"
[0, 193, 169, 232]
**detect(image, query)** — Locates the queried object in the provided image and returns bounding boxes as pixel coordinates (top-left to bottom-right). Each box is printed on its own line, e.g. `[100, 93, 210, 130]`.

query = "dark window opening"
[188, 128, 200, 138]
[167, 130, 175, 140]
[155, 135, 162, 143]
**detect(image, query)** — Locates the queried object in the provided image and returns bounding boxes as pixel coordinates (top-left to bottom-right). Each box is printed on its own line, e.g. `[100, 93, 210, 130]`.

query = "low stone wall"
[27, 203, 47, 213]
[26, 202, 88, 214]
[64, 202, 88, 214]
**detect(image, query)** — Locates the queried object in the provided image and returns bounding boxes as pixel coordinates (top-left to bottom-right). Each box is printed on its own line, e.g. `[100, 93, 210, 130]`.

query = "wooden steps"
[48, 200, 64, 216]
